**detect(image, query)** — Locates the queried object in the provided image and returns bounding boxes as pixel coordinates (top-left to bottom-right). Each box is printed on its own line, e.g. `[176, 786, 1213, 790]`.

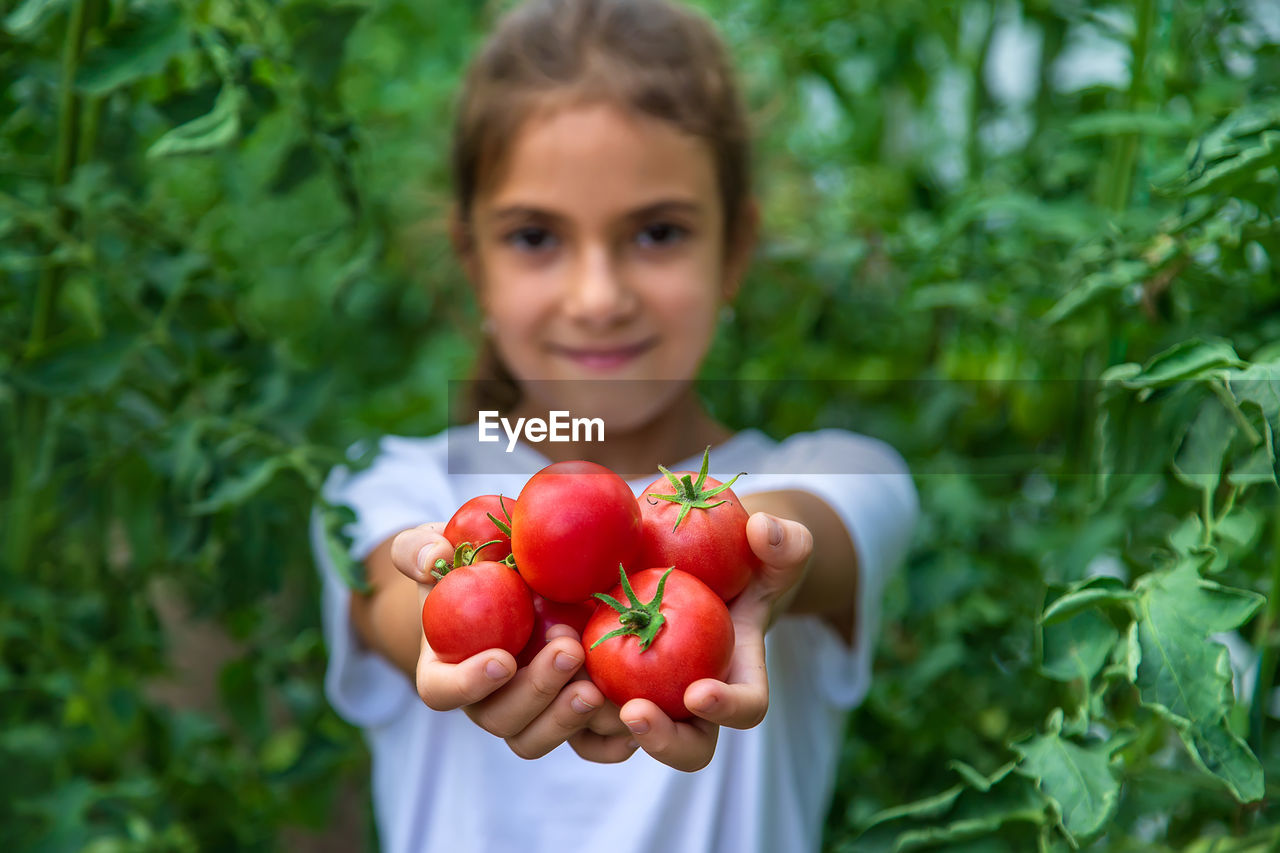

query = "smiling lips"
[550, 338, 658, 371]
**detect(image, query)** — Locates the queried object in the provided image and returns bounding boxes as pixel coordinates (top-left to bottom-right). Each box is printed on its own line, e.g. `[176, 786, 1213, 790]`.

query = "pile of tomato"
[420, 449, 761, 719]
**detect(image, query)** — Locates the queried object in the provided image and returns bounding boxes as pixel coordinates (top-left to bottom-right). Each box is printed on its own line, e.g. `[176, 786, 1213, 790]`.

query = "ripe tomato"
[421, 559, 534, 664]
[638, 448, 759, 601]
[515, 594, 596, 667]
[443, 494, 515, 563]
[583, 567, 734, 720]
[511, 460, 642, 603]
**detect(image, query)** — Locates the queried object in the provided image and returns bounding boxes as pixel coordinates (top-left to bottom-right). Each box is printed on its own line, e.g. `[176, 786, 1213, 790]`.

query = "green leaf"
[1134, 564, 1264, 727]
[4, 0, 66, 38]
[858, 765, 1047, 851]
[75, 5, 191, 95]
[1179, 131, 1280, 197]
[1121, 338, 1246, 390]
[260, 727, 304, 773]
[1228, 443, 1277, 489]
[147, 85, 243, 158]
[861, 784, 964, 829]
[1184, 824, 1280, 853]
[12, 335, 134, 395]
[1042, 577, 1136, 625]
[1179, 720, 1264, 803]
[1225, 362, 1280, 430]
[1067, 110, 1194, 139]
[316, 501, 365, 592]
[1041, 608, 1118, 683]
[284, 3, 368, 92]
[1043, 261, 1148, 325]
[1012, 714, 1122, 844]
[1104, 621, 1141, 684]
[191, 457, 290, 514]
[1215, 508, 1264, 550]
[1172, 398, 1236, 496]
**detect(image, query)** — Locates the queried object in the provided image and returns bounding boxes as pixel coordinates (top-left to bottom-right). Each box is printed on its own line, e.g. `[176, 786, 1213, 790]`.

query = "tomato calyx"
[485, 495, 514, 538]
[590, 565, 673, 652]
[646, 446, 746, 532]
[432, 539, 514, 580]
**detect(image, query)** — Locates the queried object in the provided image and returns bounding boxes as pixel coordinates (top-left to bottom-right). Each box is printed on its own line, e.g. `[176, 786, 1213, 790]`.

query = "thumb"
[745, 512, 813, 594]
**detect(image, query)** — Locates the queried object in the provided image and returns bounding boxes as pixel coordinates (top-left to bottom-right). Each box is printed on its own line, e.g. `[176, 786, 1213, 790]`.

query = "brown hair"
[454, 0, 754, 416]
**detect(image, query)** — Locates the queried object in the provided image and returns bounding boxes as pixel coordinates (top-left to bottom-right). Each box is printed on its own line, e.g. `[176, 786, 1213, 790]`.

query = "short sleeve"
[310, 436, 453, 728]
[734, 429, 918, 709]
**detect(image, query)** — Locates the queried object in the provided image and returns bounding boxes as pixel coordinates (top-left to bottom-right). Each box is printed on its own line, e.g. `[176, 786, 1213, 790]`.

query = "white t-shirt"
[311, 426, 917, 853]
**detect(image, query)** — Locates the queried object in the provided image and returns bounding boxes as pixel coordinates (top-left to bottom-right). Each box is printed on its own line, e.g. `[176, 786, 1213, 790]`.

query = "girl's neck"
[510, 388, 732, 481]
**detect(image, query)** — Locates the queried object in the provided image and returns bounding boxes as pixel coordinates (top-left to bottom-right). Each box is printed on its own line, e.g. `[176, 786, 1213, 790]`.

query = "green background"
[3, 0, 1279, 849]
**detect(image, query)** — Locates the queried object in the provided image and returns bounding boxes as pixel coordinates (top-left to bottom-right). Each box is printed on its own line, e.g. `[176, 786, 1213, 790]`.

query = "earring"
[718, 304, 736, 325]
[481, 316, 494, 336]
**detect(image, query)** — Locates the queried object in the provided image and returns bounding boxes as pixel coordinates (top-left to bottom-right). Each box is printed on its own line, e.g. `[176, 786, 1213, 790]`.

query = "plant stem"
[1103, 0, 1157, 212]
[25, 0, 88, 360]
[966, 1, 997, 183]
[7, 0, 91, 577]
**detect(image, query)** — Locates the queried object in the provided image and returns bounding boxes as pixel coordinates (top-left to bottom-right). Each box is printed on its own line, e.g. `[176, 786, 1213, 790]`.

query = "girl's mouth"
[549, 338, 658, 371]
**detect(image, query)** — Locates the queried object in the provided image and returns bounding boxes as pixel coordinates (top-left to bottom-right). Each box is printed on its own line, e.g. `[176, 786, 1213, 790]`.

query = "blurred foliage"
[1, 0, 1278, 850]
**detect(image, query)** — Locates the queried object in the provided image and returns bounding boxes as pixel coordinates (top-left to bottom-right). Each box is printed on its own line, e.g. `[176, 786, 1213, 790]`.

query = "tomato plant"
[421, 545, 534, 664]
[510, 461, 642, 602]
[583, 567, 734, 720]
[638, 447, 760, 601]
[444, 494, 515, 563]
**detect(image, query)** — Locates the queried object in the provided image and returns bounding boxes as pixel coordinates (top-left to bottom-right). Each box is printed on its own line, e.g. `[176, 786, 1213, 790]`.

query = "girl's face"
[460, 101, 752, 430]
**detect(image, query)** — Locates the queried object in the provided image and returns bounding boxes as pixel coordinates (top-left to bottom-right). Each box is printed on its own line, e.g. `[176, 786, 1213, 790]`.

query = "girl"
[311, 0, 917, 850]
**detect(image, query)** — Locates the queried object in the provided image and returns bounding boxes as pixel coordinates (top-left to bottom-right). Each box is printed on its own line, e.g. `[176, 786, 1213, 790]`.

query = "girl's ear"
[722, 197, 760, 302]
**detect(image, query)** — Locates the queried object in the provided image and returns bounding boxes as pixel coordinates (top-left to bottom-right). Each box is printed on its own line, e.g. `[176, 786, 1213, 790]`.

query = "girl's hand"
[572, 511, 814, 772]
[389, 524, 609, 760]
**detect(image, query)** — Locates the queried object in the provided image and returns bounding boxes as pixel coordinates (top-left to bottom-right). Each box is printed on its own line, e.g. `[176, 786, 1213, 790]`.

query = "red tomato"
[421, 560, 534, 664]
[515, 594, 596, 667]
[583, 567, 734, 720]
[443, 495, 515, 563]
[638, 448, 759, 601]
[511, 460, 642, 603]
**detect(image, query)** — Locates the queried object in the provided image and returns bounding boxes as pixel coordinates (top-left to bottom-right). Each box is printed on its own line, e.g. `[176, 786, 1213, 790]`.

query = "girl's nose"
[563, 243, 637, 327]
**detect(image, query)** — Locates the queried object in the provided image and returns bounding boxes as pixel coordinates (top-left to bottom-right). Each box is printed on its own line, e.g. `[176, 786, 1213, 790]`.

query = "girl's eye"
[505, 227, 558, 252]
[636, 222, 688, 249]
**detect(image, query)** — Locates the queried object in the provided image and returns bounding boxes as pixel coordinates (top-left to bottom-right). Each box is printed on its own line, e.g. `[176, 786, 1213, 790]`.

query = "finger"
[684, 671, 767, 730]
[466, 636, 586, 737]
[746, 512, 814, 582]
[502, 679, 608, 760]
[391, 523, 452, 584]
[620, 699, 719, 773]
[687, 602, 769, 729]
[417, 644, 516, 712]
[740, 513, 814, 622]
[568, 729, 638, 764]
[583, 698, 630, 738]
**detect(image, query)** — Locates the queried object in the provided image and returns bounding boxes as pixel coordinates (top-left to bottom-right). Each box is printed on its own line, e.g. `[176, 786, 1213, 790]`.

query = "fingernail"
[692, 694, 717, 713]
[625, 719, 649, 735]
[570, 696, 597, 714]
[553, 652, 580, 673]
[485, 659, 510, 681]
[766, 515, 783, 546]
[416, 545, 435, 577]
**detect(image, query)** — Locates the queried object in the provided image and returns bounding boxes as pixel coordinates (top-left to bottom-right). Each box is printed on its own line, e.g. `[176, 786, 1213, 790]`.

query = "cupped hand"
[575, 511, 814, 772]
[390, 523, 612, 760]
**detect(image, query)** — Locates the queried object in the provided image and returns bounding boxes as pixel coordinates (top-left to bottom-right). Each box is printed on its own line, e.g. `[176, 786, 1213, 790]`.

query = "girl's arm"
[349, 536, 423, 679]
